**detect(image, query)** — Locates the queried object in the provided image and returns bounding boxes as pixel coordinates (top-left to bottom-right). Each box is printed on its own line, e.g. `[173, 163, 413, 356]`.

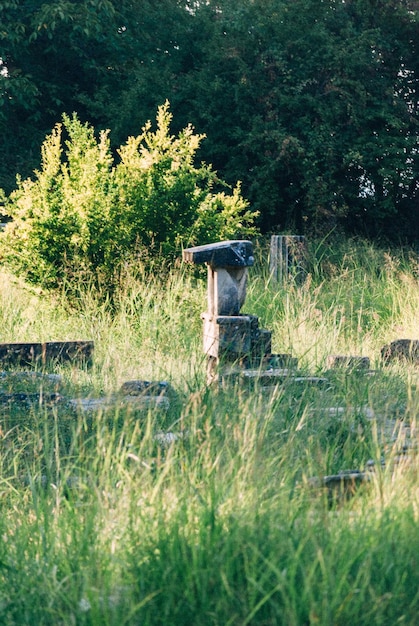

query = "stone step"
[220, 367, 329, 389]
[68, 395, 170, 413]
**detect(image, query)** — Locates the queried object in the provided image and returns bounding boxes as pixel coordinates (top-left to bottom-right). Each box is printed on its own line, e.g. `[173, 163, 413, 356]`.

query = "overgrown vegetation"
[2, 1, 418, 239]
[0, 237, 418, 624]
[0, 103, 256, 294]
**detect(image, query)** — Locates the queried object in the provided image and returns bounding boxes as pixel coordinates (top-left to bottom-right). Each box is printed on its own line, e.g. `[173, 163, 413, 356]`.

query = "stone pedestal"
[202, 314, 252, 358]
[183, 240, 275, 383]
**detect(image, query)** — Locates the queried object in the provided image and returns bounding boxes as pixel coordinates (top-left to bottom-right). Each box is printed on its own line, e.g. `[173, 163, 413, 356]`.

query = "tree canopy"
[1, 0, 419, 239]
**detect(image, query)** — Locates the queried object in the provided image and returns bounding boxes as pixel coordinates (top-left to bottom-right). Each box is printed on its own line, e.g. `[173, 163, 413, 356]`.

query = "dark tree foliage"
[178, 0, 419, 239]
[1, 0, 419, 240]
[0, 0, 191, 189]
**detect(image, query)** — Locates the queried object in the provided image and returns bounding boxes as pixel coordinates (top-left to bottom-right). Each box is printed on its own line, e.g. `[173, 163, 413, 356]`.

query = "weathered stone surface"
[322, 471, 371, 487]
[202, 312, 274, 366]
[121, 394, 170, 410]
[185, 239, 281, 384]
[249, 328, 272, 361]
[381, 339, 419, 364]
[68, 397, 113, 412]
[266, 354, 299, 369]
[309, 405, 375, 420]
[327, 355, 371, 370]
[43, 341, 94, 366]
[220, 368, 329, 390]
[0, 391, 64, 408]
[68, 394, 170, 413]
[286, 376, 330, 387]
[0, 371, 63, 392]
[0, 343, 43, 367]
[119, 380, 173, 397]
[208, 266, 248, 315]
[220, 367, 290, 387]
[269, 235, 307, 284]
[202, 314, 253, 358]
[154, 431, 188, 448]
[0, 341, 94, 368]
[183, 240, 254, 268]
[0, 376, 174, 414]
[308, 470, 371, 502]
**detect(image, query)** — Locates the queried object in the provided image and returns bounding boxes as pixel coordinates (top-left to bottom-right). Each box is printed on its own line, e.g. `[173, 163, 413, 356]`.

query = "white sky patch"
[0, 59, 8, 77]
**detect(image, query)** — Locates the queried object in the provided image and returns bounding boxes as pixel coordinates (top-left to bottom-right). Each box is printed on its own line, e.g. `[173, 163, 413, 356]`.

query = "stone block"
[0, 391, 63, 408]
[250, 328, 272, 360]
[0, 341, 94, 368]
[119, 380, 174, 397]
[68, 394, 170, 413]
[239, 368, 290, 386]
[183, 240, 254, 268]
[43, 341, 94, 366]
[202, 314, 252, 358]
[267, 354, 299, 369]
[309, 470, 371, 502]
[381, 339, 419, 364]
[119, 395, 171, 411]
[327, 355, 371, 370]
[154, 431, 187, 448]
[287, 376, 329, 387]
[0, 343, 43, 367]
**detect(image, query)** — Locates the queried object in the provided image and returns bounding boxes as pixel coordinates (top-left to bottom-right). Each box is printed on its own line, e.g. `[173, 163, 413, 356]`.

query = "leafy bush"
[0, 102, 257, 292]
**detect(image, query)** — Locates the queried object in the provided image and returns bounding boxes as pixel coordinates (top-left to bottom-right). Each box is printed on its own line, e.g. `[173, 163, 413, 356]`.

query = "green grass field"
[0, 237, 418, 625]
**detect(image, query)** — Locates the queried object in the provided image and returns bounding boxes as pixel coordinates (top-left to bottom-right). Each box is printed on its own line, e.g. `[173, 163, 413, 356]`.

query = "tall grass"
[249, 236, 419, 370]
[0, 237, 418, 624]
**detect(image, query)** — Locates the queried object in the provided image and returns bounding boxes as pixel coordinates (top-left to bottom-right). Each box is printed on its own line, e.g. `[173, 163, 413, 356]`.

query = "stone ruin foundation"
[1, 238, 418, 498]
[183, 239, 299, 386]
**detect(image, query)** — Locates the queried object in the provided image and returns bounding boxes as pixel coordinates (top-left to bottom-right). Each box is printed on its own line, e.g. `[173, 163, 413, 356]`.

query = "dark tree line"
[1, 0, 419, 240]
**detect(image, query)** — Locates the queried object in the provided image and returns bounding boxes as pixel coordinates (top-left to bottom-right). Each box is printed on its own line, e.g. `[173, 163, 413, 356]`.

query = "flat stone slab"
[0, 392, 64, 408]
[118, 380, 174, 397]
[286, 376, 329, 386]
[322, 471, 371, 487]
[309, 406, 376, 419]
[0, 371, 63, 390]
[154, 431, 188, 448]
[0, 378, 174, 413]
[183, 240, 254, 268]
[68, 395, 170, 413]
[308, 470, 372, 501]
[220, 368, 329, 389]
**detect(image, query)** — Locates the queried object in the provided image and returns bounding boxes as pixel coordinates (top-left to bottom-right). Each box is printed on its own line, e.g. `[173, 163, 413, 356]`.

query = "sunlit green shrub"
[0, 102, 257, 293]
